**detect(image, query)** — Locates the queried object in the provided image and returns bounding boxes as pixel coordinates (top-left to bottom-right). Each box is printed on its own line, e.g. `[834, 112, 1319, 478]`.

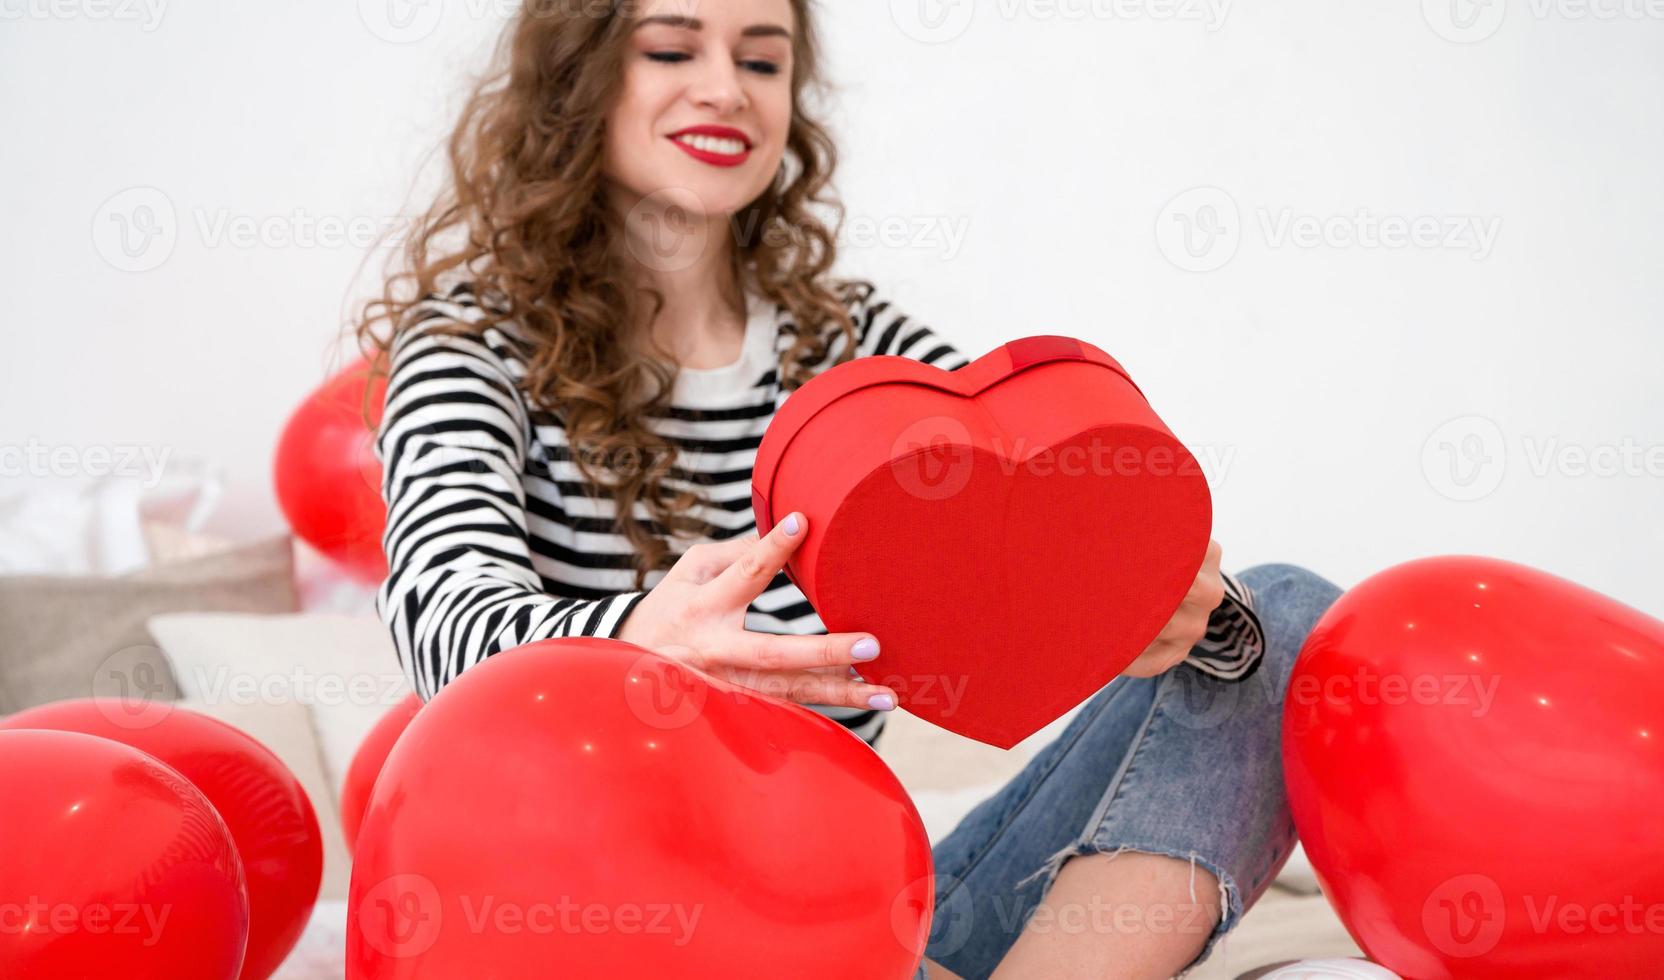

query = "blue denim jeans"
[909, 563, 1342, 979]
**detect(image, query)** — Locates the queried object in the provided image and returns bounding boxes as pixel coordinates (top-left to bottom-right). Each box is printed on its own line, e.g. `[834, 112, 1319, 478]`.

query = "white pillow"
[147, 612, 412, 802]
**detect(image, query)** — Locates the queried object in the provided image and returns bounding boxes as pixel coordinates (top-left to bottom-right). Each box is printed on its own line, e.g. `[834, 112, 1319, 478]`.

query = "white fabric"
[0, 462, 222, 575]
[0, 478, 150, 575]
[292, 539, 380, 615]
[271, 901, 349, 980]
[1259, 959, 1402, 979]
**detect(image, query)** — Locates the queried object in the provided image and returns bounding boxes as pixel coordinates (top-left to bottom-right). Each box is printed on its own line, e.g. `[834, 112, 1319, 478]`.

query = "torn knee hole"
[1016, 842, 1233, 925]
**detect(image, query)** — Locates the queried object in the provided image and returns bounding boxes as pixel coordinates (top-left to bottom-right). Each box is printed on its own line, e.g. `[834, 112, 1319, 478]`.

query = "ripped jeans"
[910, 563, 1342, 979]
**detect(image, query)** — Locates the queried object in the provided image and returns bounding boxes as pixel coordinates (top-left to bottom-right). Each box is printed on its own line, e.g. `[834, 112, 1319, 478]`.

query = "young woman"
[358, 2, 1343, 976]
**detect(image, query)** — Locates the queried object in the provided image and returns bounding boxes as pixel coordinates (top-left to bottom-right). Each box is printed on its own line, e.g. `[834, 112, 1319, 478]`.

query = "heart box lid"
[753, 335, 1144, 534]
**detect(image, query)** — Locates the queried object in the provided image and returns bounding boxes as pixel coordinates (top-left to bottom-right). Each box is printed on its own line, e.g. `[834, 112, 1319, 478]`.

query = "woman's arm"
[374, 307, 645, 702]
[378, 292, 898, 712]
[1182, 569, 1265, 682]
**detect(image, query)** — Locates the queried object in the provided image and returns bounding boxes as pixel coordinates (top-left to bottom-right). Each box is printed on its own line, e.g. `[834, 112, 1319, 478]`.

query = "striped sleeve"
[845, 283, 974, 370]
[1183, 570, 1266, 682]
[374, 303, 647, 702]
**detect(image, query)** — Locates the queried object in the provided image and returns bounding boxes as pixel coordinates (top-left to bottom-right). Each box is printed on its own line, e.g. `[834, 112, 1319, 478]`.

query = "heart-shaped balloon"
[0, 729, 250, 980]
[1, 700, 322, 980]
[348, 638, 933, 979]
[754, 336, 1211, 748]
[339, 692, 422, 857]
[1283, 555, 1664, 979]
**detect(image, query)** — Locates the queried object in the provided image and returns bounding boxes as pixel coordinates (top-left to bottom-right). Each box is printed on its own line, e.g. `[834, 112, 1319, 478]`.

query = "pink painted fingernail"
[782, 513, 801, 535]
[868, 693, 896, 711]
[852, 637, 879, 661]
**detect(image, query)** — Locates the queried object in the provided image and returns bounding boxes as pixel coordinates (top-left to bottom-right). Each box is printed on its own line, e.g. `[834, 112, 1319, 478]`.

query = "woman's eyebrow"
[633, 15, 792, 39]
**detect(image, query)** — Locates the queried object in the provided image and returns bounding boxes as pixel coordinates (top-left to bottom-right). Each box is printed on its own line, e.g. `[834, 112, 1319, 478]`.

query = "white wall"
[4, 0, 1660, 614]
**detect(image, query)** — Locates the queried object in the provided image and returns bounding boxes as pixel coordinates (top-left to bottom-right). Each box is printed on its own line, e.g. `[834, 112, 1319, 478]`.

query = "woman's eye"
[645, 51, 781, 76]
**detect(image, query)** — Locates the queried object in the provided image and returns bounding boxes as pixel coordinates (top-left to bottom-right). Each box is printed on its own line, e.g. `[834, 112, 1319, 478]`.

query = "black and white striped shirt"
[375, 281, 1265, 747]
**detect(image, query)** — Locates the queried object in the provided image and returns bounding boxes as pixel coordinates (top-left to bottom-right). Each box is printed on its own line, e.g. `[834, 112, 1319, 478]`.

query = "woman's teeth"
[675, 134, 747, 156]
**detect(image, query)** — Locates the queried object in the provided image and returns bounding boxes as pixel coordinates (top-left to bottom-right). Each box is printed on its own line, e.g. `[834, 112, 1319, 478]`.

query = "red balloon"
[0, 729, 249, 979]
[347, 638, 933, 979]
[340, 692, 423, 856]
[274, 357, 388, 584]
[1283, 556, 1664, 979]
[1, 700, 324, 980]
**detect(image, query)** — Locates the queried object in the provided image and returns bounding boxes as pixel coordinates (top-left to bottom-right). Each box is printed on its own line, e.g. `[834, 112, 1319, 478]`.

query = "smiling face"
[603, 0, 797, 225]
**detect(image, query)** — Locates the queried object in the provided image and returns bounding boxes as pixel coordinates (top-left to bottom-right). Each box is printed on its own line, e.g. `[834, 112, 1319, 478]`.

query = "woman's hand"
[616, 512, 897, 712]
[1121, 538, 1226, 678]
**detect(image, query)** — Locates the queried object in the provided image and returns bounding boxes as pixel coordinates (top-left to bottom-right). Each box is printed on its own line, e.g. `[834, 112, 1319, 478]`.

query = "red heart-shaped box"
[753, 335, 1213, 749]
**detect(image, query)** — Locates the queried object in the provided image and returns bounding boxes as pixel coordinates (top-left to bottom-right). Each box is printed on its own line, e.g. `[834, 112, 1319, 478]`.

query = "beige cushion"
[188, 699, 353, 902]
[0, 534, 297, 714]
[146, 612, 412, 804]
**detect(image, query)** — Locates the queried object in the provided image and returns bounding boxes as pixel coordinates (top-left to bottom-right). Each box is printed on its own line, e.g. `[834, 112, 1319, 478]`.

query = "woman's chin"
[615, 179, 734, 221]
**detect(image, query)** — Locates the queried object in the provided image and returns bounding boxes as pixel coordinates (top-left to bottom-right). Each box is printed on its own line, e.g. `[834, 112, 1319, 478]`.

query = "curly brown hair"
[354, 0, 870, 590]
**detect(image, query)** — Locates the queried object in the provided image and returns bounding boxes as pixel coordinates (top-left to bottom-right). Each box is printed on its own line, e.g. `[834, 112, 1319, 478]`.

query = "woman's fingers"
[657, 513, 894, 708]
[665, 533, 755, 586]
[726, 668, 897, 711]
[708, 629, 881, 674]
[700, 511, 808, 611]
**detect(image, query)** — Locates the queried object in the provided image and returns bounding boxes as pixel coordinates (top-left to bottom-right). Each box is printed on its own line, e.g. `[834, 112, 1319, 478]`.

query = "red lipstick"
[667, 125, 754, 168]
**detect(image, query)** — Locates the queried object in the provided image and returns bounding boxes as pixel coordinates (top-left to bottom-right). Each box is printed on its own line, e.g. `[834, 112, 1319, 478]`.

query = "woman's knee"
[1161, 563, 1344, 734]
[1237, 562, 1342, 605]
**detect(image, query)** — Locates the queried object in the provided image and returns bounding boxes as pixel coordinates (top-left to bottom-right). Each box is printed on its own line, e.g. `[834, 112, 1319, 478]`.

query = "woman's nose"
[689, 54, 748, 115]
